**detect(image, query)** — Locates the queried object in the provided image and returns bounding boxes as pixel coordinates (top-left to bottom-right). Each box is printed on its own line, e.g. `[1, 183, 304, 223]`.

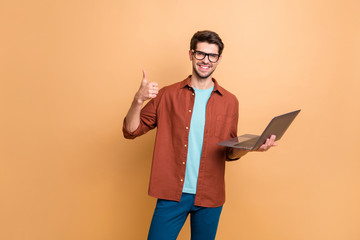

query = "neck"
[190, 74, 214, 90]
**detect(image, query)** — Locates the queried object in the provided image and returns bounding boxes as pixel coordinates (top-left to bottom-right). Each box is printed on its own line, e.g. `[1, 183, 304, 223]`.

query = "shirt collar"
[180, 75, 223, 96]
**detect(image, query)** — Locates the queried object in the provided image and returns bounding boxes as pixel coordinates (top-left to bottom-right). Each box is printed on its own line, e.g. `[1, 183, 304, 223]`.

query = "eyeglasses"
[191, 50, 220, 63]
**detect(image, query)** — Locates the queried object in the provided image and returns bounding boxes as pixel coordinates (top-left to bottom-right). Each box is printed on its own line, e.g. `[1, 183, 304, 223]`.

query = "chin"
[193, 67, 214, 79]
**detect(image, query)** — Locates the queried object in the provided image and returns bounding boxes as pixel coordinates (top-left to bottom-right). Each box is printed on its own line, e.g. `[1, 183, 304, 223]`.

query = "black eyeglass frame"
[191, 50, 220, 63]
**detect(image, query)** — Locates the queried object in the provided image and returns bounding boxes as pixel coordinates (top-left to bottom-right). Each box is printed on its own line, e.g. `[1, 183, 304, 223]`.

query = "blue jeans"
[148, 193, 223, 240]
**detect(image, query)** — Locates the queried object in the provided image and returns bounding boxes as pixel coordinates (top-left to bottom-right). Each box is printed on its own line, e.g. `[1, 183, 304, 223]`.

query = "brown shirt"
[123, 76, 239, 207]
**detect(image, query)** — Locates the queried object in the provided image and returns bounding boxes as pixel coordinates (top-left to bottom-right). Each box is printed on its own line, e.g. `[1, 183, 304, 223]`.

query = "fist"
[135, 70, 159, 104]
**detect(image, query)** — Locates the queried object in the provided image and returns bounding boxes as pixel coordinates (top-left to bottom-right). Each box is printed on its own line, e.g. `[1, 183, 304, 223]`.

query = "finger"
[149, 86, 159, 95]
[148, 84, 158, 91]
[149, 83, 159, 89]
[258, 145, 266, 152]
[150, 88, 159, 93]
[269, 135, 277, 146]
[149, 93, 158, 98]
[267, 138, 275, 146]
[149, 89, 159, 95]
[264, 135, 274, 145]
[257, 142, 267, 151]
[149, 81, 158, 86]
[141, 70, 148, 86]
[261, 139, 271, 151]
[142, 69, 147, 80]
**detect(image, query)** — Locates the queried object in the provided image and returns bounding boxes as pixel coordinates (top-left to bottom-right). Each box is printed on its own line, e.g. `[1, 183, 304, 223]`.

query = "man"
[123, 30, 277, 240]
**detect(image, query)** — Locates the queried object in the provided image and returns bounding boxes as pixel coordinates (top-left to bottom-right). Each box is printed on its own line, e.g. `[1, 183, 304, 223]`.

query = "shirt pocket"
[214, 115, 235, 139]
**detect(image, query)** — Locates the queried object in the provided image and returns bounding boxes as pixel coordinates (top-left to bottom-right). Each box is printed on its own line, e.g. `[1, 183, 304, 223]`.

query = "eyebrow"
[195, 50, 219, 55]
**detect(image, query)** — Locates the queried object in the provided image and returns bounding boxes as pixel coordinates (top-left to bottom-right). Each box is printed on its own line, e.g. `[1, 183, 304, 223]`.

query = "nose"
[202, 54, 210, 64]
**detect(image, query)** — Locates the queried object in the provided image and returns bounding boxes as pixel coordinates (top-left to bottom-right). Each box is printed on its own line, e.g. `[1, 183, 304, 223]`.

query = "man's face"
[189, 42, 222, 80]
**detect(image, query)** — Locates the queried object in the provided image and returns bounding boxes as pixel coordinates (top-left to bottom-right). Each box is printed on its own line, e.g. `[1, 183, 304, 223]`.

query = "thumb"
[141, 70, 148, 86]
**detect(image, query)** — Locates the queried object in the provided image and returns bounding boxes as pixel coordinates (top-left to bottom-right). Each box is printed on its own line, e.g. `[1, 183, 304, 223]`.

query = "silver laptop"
[217, 110, 301, 150]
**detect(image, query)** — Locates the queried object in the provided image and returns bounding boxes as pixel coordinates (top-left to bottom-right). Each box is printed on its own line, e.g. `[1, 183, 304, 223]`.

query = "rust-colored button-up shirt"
[123, 76, 239, 207]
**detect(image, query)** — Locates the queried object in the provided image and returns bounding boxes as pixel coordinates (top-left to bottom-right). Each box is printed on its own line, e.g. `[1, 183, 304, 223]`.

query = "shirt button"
[180, 179, 183, 182]
[186, 126, 189, 130]
[189, 110, 192, 112]
[182, 162, 186, 165]
[184, 144, 187, 147]
[192, 93, 195, 96]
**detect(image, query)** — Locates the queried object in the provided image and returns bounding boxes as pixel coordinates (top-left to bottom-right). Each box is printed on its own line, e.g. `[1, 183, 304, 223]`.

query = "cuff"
[122, 118, 142, 139]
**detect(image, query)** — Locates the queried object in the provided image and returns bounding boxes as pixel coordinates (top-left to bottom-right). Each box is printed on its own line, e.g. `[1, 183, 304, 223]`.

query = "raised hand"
[125, 70, 159, 132]
[135, 70, 159, 105]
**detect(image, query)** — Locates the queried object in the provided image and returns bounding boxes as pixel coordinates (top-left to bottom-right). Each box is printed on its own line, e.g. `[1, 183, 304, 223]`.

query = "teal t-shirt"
[182, 86, 214, 194]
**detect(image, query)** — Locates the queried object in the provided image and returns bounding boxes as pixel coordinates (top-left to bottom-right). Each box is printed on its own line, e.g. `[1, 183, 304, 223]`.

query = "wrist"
[133, 94, 145, 106]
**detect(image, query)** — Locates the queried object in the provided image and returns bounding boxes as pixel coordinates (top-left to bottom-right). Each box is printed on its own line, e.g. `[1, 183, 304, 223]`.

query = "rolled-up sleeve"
[122, 95, 159, 139]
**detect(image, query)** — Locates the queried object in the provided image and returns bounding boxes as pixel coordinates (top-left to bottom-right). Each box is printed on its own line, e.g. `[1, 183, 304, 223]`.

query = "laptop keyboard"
[235, 137, 259, 148]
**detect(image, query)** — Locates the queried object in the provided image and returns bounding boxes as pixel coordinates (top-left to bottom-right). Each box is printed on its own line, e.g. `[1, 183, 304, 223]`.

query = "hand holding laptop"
[257, 134, 278, 152]
[222, 110, 301, 160]
[227, 134, 278, 159]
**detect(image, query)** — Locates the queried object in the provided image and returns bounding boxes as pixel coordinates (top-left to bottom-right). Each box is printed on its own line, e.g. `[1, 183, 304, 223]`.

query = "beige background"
[1, 0, 359, 239]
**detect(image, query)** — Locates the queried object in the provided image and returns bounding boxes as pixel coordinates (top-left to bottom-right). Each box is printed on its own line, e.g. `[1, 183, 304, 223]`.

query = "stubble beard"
[192, 64, 216, 80]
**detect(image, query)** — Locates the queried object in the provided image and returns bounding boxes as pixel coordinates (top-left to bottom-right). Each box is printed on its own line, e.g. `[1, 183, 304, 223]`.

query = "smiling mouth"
[198, 64, 211, 70]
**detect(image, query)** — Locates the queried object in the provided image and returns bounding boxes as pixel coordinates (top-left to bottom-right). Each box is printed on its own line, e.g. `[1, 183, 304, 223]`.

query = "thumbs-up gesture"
[135, 70, 159, 105]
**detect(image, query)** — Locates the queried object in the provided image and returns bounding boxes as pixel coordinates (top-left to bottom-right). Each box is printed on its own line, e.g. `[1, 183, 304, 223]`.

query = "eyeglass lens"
[194, 51, 219, 63]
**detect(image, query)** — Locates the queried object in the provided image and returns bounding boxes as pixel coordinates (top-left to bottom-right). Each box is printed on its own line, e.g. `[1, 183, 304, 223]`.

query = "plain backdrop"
[1, 0, 359, 239]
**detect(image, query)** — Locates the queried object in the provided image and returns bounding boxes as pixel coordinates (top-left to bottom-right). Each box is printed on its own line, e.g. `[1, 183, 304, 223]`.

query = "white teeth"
[199, 65, 210, 69]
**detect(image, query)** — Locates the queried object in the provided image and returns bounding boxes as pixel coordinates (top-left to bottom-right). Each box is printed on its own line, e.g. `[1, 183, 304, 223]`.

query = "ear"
[218, 55, 223, 63]
[188, 50, 193, 61]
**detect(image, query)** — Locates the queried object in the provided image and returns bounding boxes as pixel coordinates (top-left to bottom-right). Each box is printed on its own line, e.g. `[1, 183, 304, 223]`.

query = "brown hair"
[190, 30, 224, 55]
